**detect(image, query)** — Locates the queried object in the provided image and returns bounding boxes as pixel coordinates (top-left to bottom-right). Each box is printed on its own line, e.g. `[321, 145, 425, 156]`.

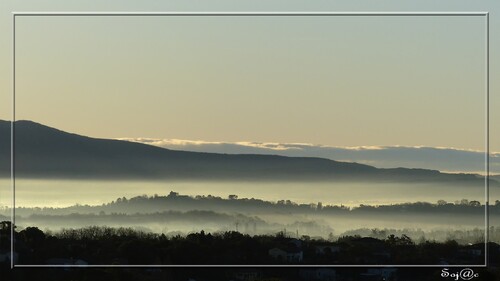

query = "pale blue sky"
[0, 1, 498, 153]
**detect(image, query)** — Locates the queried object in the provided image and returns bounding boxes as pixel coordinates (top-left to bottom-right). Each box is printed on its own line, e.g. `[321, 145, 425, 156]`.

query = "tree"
[386, 234, 414, 246]
[328, 232, 335, 242]
[469, 200, 481, 207]
[20, 227, 45, 246]
[0, 221, 15, 234]
[437, 200, 447, 206]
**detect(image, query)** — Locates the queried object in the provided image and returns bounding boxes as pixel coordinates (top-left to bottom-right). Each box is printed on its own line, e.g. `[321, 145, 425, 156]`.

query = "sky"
[0, 1, 498, 157]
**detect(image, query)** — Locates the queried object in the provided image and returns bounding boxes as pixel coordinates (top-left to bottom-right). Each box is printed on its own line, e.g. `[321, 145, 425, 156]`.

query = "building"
[268, 247, 303, 263]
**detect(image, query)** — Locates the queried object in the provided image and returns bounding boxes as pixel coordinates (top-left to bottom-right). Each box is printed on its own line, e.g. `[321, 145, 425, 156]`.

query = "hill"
[0, 120, 490, 184]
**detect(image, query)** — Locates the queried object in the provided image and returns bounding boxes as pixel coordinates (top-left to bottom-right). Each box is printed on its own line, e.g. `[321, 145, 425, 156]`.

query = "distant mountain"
[121, 137, 500, 175]
[0, 120, 492, 185]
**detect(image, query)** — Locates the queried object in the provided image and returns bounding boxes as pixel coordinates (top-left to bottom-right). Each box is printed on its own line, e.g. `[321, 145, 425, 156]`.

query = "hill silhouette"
[0, 120, 490, 184]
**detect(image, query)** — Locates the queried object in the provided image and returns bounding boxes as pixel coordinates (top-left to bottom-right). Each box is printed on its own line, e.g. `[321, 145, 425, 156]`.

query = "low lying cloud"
[116, 138, 500, 174]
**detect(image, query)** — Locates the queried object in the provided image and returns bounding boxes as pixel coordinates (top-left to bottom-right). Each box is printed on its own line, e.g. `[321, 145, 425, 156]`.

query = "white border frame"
[10, 11, 490, 268]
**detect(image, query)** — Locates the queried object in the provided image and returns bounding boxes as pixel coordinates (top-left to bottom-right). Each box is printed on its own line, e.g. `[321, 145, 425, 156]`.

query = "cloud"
[116, 138, 500, 174]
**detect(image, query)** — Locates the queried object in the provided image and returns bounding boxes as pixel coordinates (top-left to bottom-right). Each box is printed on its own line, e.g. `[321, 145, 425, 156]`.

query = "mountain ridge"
[0, 120, 492, 185]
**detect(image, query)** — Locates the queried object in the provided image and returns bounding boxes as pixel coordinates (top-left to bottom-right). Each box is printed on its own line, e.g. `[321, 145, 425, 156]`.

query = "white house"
[268, 247, 303, 263]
